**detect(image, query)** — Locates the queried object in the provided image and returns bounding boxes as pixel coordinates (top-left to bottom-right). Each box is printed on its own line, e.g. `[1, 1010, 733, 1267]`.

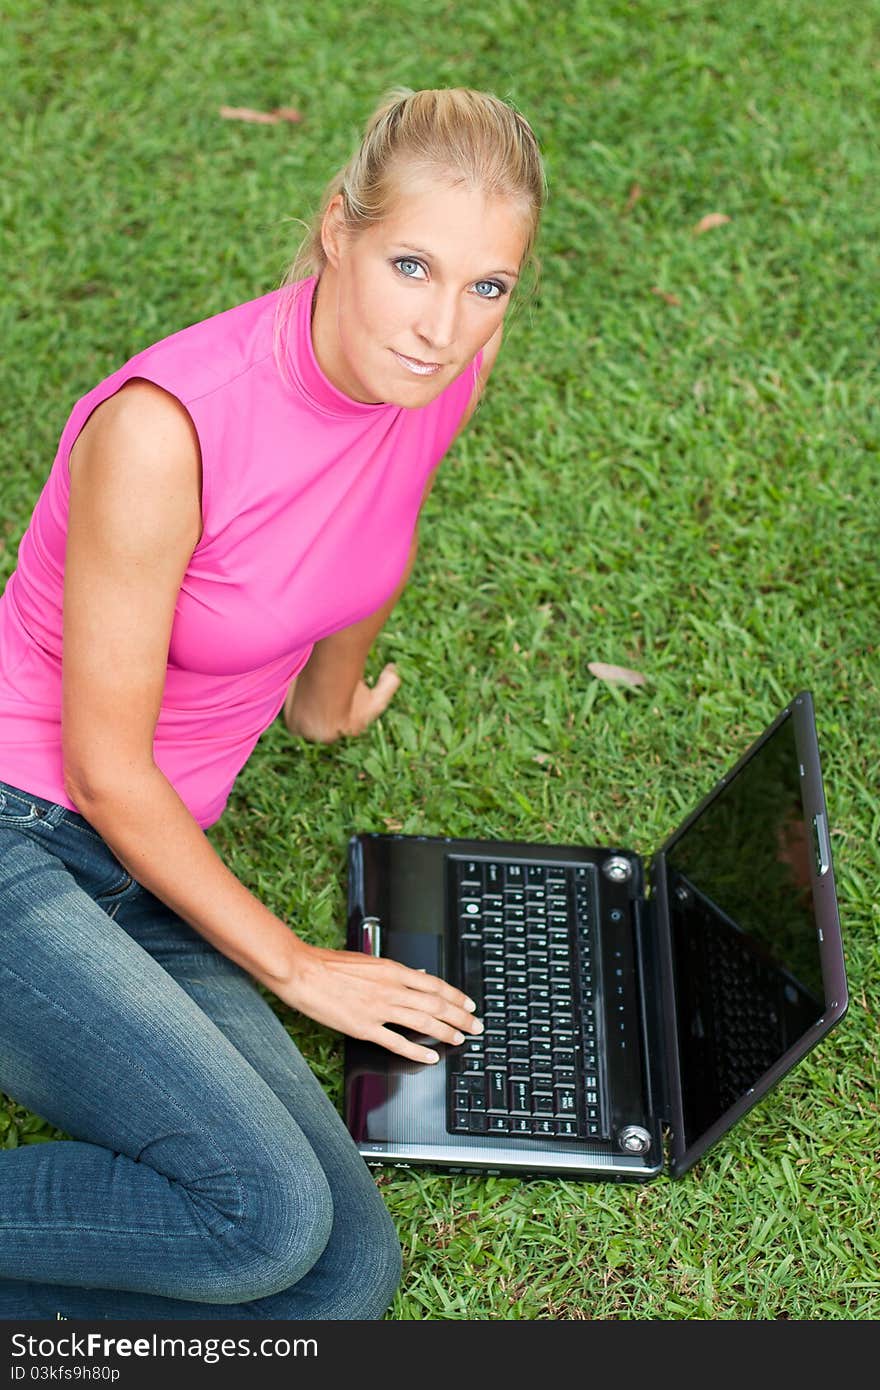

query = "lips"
[392, 350, 442, 377]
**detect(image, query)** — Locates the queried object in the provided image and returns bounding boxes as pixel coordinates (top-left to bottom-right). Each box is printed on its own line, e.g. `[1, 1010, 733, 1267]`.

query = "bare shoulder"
[69, 377, 203, 546]
[70, 378, 200, 483]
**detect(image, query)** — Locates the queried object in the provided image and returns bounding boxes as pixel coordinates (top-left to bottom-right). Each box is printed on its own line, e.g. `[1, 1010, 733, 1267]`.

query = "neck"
[309, 269, 381, 405]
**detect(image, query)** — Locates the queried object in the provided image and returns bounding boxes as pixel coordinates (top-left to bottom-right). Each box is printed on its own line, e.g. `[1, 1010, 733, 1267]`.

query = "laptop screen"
[661, 699, 845, 1169]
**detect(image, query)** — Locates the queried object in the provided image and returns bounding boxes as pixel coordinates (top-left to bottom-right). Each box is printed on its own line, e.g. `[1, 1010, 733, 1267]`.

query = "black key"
[505, 864, 524, 886]
[460, 938, 483, 1008]
[487, 1069, 507, 1112]
[470, 1112, 488, 1133]
[534, 1117, 555, 1136]
[554, 1087, 577, 1116]
[532, 1091, 554, 1115]
[509, 1080, 531, 1114]
[453, 1108, 470, 1129]
[511, 1117, 533, 1135]
[488, 1116, 509, 1134]
[558, 1119, 579, 1137]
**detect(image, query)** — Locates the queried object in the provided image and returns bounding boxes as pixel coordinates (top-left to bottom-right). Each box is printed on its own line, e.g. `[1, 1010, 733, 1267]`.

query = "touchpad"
[384, 930, 444, 976]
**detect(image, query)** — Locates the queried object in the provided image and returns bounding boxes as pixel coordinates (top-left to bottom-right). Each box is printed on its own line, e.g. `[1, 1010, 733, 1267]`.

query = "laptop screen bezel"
[653, 692, 848, 1179]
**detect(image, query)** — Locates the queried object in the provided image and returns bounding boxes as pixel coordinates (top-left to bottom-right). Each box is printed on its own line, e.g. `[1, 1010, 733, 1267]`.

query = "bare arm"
[284, 324, 504, 743]
[62, 380, 480, 1061]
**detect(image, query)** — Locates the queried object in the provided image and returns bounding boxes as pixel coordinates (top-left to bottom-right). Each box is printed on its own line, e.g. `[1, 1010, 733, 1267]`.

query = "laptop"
[343, 692, 848, 1180]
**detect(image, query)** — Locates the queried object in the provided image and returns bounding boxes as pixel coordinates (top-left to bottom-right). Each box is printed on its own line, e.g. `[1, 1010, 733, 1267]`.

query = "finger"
[369, 663, 401, 713]
[391, 963, 479, 1014]
[391, 991, 484, 1035]
[333, 954, 480, 1025]
[372, 1025, 440, 1065]
[387, 1007, 472, 1047]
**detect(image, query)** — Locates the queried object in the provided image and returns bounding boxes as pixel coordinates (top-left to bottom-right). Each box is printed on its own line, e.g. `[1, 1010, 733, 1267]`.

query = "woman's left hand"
[285, 662, 400, 743]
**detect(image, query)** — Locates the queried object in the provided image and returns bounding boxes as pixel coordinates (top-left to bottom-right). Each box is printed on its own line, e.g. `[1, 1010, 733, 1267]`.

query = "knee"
[198, 1148, 335, 1306]
[267, 1180, 403, 1320]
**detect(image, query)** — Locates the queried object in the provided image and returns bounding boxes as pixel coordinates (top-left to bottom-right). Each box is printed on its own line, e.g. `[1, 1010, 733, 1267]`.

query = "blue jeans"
[0, 779, 401, 1320]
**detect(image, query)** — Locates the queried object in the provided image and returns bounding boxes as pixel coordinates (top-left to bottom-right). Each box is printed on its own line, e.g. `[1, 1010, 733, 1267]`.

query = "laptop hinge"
[647, 852, 687, 1173]
[633, 889, 672, 1130]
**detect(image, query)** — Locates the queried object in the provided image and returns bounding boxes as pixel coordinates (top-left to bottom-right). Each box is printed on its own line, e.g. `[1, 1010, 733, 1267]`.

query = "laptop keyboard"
[446, 856, 609, 1142]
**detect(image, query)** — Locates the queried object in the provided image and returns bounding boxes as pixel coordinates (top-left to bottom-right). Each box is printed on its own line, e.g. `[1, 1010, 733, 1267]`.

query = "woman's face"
[313, 175, 530, 407]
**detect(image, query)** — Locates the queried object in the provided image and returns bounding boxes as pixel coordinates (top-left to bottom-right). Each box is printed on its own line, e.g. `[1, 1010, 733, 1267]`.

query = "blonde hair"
[285, 86, 545, 287]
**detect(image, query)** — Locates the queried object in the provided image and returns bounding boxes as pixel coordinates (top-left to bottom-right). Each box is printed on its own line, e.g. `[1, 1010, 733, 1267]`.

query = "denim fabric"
[0, 780, 401, 1320]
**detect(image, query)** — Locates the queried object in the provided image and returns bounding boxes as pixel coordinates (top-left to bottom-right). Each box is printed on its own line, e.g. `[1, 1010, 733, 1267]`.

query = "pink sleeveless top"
[0, 278, 481, 827]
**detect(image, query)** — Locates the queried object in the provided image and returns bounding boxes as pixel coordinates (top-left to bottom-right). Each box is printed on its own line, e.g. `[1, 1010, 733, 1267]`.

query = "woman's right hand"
[277, 939, 483, 1064]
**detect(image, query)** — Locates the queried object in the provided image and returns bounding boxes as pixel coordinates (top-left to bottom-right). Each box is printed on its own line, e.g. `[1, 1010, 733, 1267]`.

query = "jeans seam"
[56, 817, 103, 842]
[0, 959, 248, 1234]
[0, 1221, 201, 1238]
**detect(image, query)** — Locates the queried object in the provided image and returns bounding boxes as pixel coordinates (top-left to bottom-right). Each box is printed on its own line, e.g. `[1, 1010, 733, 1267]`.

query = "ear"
[320, 193, 347, 269]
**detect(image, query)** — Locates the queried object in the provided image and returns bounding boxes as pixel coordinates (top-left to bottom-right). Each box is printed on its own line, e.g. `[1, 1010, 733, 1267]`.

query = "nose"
[415, 285, 459, 354]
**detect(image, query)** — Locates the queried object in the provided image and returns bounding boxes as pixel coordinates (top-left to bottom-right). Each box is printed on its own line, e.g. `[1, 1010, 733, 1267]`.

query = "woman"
[0, 87, 545, 1320]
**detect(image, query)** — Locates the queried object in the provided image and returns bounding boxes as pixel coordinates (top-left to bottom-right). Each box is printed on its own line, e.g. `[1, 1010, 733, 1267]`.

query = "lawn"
[2, 0, 877, 1320]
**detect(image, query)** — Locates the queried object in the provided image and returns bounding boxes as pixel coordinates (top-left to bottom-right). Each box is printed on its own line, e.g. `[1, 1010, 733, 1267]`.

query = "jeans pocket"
[0, 785, 54, 827]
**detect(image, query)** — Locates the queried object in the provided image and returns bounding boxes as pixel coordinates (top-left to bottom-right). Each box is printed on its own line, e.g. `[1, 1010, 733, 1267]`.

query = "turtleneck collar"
[283, 275, 397, 421]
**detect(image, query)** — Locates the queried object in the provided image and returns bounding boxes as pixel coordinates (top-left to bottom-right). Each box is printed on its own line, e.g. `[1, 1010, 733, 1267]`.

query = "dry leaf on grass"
[693, 212, 731, 235]
[651, 285, 681, 306]
[219, 105, 302, 124]
[624, 182, 643, 213]
[587, 662, 646, 687]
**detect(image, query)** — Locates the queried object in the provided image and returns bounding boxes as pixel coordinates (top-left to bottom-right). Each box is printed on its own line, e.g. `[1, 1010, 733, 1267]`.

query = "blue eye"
[473, 280, 503, 299]
[394, 258, 426, 279]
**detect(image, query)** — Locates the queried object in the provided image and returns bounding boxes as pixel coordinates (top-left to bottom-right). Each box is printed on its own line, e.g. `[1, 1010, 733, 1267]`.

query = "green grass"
[2, 0, 878, 1320]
